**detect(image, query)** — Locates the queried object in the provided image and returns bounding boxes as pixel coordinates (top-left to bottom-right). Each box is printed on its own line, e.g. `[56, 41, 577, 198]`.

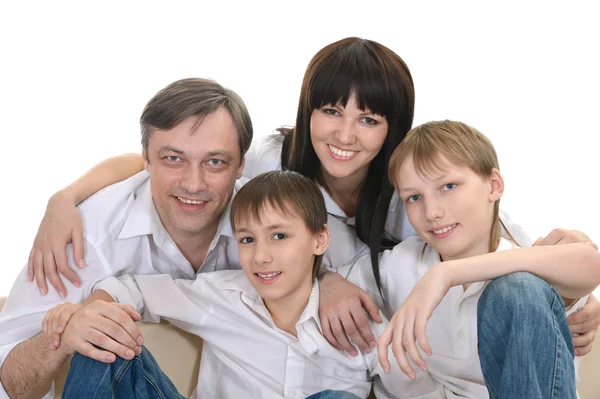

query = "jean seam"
[143, 369, 168, 399]
[111, 357, 136, 395]
[550, 291, 559, 399]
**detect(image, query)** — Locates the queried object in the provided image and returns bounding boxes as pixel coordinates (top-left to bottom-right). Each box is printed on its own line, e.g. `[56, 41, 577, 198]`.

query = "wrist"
[433, 262, 454, 289]
[50, 188, 78, 208]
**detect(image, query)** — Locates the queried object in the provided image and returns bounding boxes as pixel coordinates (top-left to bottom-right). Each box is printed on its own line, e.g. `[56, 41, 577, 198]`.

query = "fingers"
[359, 291, 383, 324]
[402, 314, 427, 373]
[391, 321, 415, 379]
[415, 315, 432, 357]
[75, 341, 118, 363]
[27, 247, 35, 282]
[329, 314, 357, 356]
[33, 250, 48, 296]
[377, 325, 393, 373]
[348, 308, 376, 352]
[320, 316, 343, 351]
[573, 329, 596, 355]
[44, 251, 66, 299]
[72, 223, 85, 268]
[569, 318, 599, 335]
[54, 245, 82, 288]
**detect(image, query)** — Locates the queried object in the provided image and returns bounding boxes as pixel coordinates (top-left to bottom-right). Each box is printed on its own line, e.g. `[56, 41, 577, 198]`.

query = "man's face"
[144, 108, 244, 242]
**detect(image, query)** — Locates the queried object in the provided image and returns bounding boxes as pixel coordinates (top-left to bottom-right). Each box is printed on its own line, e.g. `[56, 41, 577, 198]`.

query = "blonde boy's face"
[234, 203, 329, 307]
[396, 154, 503, 261]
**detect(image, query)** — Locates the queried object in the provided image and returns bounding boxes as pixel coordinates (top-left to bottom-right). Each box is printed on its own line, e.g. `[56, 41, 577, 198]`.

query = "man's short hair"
[140, 78, 253, 161]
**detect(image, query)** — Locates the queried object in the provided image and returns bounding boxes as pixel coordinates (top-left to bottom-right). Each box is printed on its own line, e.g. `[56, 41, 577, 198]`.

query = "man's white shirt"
[96, 271, 445, 399]
[0, 171, 242, 398]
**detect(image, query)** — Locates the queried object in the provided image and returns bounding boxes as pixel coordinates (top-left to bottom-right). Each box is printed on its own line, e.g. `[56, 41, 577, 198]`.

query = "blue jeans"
[62, 347, 360, 398]
[477, 272, 576, 399]
[62, 346, 185, 399]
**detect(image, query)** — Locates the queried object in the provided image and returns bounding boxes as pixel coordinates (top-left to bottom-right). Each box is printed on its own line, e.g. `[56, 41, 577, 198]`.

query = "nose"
[424, 196, 445, 222]
[253, 240, 273, 266]
[180, 165, 208, 194]
[334, 118, 357, 146]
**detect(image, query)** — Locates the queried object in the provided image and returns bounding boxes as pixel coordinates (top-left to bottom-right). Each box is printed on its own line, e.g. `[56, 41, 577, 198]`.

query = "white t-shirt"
[342, 237, 586, 399]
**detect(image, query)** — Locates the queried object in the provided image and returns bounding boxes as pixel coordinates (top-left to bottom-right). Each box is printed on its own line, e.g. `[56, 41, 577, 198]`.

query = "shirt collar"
[118, 178, 239, 247]
[237, 277, 323, 334]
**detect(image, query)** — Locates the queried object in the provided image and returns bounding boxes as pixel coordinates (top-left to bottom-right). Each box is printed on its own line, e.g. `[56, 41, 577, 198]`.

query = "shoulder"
[243, 131, 285, 178]
[380, 236, 427, 270]
[77, 171, 150, 245]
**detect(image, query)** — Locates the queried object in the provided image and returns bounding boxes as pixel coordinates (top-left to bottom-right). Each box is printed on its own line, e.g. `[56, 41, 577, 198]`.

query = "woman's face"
[310, 92, 388, 183]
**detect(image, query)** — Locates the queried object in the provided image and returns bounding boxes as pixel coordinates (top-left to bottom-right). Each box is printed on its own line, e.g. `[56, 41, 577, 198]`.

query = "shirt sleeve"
[0, 240, 109, 398]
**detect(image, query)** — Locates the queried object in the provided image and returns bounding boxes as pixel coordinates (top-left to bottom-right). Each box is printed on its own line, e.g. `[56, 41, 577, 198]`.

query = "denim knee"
[478, 272, 560, 318]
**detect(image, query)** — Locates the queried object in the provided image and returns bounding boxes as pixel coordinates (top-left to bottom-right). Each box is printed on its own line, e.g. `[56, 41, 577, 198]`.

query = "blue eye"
[167, 155, 181, 162]
[208, 159, 224, 166]
[272, 233, 287, 240]
[406, 195, 421, 203]
[443, 183, 457, 191]
[239, 237, 253, 244]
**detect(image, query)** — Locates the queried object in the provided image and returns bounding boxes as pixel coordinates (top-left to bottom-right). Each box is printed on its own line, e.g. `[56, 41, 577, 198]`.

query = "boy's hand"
[377, 266, 450, 379]
[319, 271, 382, 356]
[42, 302, 83, 350]
[56, 300, 144, 363]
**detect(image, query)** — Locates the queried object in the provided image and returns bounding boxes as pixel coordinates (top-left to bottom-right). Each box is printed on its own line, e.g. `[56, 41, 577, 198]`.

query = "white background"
[0, 1, 598, 296]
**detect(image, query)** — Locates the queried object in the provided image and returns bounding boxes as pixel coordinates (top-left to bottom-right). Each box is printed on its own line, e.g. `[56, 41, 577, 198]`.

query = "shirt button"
[458, 330, 466, 339]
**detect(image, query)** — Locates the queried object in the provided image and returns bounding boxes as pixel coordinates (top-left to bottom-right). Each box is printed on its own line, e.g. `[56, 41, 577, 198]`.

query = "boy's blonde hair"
[388, 120, 516, 251]
[230, 170, 328, 278]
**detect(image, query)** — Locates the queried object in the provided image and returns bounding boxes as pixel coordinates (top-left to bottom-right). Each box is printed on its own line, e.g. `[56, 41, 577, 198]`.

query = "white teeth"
[433, 224, 457, 234]
[177, 197, 204, 205]
[257, 271, 282, 279]
[328, 144, 357, 158]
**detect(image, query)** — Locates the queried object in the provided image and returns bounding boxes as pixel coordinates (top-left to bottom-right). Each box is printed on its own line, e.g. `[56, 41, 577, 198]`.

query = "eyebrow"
[206, 151, 233, 161]
[158, 146, 185, 154]
[235, 223, 293, 234]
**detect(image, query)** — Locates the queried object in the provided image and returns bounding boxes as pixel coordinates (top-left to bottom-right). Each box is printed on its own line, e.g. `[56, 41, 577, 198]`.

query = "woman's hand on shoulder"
[28, 190, 85, 298]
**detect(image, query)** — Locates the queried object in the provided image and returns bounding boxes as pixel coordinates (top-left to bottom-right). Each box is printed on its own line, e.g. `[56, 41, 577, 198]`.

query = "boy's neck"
[263, 280, 314, 337]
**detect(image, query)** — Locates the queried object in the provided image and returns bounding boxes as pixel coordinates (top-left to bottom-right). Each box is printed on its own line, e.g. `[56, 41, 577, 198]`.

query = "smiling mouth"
[328, 144, 358, 159]
[175, 196, 206, 205]
[255, 271, 281, 279]
[431, 224, 457, 234]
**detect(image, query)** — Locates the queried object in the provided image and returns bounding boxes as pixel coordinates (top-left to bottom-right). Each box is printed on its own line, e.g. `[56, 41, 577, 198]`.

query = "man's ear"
[236, 157, 246, 179]
[488, 168, 504, 202]
[142, 148, 150, 172]
[314, 224, 330, 256]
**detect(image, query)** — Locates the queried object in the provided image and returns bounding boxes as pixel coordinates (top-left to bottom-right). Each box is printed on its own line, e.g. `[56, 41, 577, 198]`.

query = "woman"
[28, 37, 600, 356]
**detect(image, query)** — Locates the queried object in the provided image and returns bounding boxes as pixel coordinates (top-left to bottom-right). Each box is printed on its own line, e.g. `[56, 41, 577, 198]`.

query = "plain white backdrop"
[0, 1, 598, 296]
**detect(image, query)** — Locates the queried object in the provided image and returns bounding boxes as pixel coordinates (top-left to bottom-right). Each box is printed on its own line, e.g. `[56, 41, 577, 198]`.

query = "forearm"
[61, 153, 144, 205]
[1, 334, 70, 399]
[83, 289, 115, 306]
[443, 243, 600, 299]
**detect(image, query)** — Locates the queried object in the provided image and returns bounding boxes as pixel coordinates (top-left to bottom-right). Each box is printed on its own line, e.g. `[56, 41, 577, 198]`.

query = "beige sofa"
[1, 296, 598, 398]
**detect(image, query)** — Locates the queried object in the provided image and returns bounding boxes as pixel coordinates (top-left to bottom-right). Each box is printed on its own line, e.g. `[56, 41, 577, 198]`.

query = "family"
[1, 37, 599, 399]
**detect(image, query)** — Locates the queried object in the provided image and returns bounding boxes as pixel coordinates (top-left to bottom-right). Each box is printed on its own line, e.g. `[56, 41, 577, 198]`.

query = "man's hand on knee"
[57, 300, 144, 363]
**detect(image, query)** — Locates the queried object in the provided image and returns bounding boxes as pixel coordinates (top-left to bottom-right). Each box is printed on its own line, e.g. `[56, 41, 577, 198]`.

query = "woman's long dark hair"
[280, 37, 415, 299]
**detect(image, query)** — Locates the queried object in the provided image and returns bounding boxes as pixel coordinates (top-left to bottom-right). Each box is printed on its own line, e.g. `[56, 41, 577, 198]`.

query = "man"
[0, 78, 253, 398]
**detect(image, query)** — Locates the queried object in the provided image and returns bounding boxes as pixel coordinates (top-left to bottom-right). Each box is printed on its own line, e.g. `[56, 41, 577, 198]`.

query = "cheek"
[359, 129, 387, 154]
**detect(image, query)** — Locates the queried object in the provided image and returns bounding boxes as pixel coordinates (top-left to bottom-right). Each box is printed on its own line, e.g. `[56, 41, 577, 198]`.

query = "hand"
[57, 300, 144, 363]
[319, 271, 382, 356]
[567, 294, 600, 356]
[28, 190, 85, 298]
[534, 228, 598, 250]
[377, 265, 451, 379]
[42, 302, 83, 350]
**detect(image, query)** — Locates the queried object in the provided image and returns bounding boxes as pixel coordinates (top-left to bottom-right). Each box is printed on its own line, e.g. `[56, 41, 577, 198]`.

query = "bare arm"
[1, 333, 69, 399]
[61, 153, 144, 206]
[443, 242, 600, 300]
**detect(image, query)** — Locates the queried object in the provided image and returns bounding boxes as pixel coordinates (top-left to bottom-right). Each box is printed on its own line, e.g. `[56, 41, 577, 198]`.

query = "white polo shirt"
[244, 132, 533, 248]
[0, 171, 242, 399]
[342, 237, 586, 399]
[95, 271, 446, 399]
